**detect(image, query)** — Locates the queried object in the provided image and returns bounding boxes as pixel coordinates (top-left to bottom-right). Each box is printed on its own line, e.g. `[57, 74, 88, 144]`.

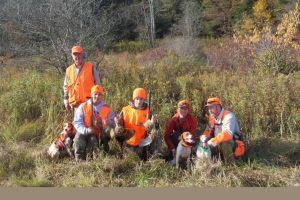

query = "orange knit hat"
[91, 85, 104, 96]
[132, 88, 147, 100]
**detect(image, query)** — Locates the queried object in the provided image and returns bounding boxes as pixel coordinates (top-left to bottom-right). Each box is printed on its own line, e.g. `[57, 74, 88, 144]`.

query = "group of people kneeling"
[48, 85, 247, 168]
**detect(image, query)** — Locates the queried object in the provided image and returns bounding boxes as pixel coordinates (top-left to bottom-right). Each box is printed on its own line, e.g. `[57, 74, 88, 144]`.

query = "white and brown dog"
[47, 122, 76, 159]
[174, 131, 195, 170]
[196, 135, 212, 160]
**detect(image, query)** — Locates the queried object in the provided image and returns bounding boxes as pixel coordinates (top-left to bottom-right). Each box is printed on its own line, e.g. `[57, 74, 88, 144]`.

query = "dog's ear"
[181, 132, 188, 141]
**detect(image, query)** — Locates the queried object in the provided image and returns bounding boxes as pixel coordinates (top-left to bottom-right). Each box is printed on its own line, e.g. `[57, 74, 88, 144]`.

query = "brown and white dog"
[174, 131, 195, 169]
[47, 122, 76, 159]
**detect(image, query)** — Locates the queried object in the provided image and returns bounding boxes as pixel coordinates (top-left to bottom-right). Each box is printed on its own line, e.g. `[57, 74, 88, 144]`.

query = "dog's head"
[64, 122, 74, 133]
[180, 132, 195, 147]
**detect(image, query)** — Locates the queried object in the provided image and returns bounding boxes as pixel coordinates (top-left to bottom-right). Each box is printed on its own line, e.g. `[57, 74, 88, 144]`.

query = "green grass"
[1, 136, 300, 187]
[0, 39, 299, 187]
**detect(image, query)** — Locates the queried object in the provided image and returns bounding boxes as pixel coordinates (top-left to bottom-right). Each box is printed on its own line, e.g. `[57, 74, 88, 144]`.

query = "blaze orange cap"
[178, 99, 191, 109]
[205, 97, 222, 107]
[91, 85, 104, 96]
[71, 45, 83, 54]
[132, 88, 147, 100]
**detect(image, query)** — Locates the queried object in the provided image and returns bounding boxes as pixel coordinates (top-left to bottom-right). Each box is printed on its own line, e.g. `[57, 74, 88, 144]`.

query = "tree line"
[0, 0, 296, 72]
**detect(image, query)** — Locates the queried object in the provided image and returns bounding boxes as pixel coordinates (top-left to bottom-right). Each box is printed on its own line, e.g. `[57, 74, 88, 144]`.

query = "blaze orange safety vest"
[82, 103, 111, 139]
[122, 105, 150, 146]
[203, 110, 245, 157]
[203, 110, 231, 140]
[66, 62, 95, 107]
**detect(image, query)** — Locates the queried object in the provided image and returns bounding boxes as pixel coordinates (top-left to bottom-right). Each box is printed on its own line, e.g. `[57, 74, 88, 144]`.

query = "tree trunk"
[148, 0, 155, 48]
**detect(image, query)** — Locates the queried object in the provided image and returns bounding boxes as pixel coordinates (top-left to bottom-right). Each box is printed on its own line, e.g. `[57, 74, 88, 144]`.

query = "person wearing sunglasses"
[164, 99, 197, 163]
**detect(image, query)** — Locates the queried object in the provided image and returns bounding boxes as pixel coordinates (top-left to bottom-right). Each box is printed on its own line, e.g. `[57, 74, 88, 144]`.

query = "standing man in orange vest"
[73, 85, 114, 162]
[200, 97, 245, 164]
[115, 88, 160, 161]
[63, 45, 101, 112]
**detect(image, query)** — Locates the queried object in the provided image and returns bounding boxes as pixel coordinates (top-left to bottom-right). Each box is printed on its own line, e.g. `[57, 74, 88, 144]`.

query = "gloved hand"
[207, 138, 218, 147]
[48, 143, 59, 158]
[200, 135, 208, 143]
[85, 127, 95, 135]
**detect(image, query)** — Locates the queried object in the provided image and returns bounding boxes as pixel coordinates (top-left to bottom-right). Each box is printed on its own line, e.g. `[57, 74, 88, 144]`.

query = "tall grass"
[0, 39, 299, 187]
[99, 52, 299, 139]
[0, 67, 64, 143]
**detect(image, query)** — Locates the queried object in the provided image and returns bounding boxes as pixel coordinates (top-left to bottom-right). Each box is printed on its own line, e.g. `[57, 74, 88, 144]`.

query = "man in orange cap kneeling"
[73, 85, 115, 162]
[199, 97, 246, 164]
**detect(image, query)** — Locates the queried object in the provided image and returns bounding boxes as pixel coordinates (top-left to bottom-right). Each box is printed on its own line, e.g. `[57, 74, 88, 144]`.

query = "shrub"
[204, 37, 256, 71]
[255, 46, 300, 75]
[110, 40, 150, 54]
[232, 2, 300, 74]
[162, 37, 204, 59]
